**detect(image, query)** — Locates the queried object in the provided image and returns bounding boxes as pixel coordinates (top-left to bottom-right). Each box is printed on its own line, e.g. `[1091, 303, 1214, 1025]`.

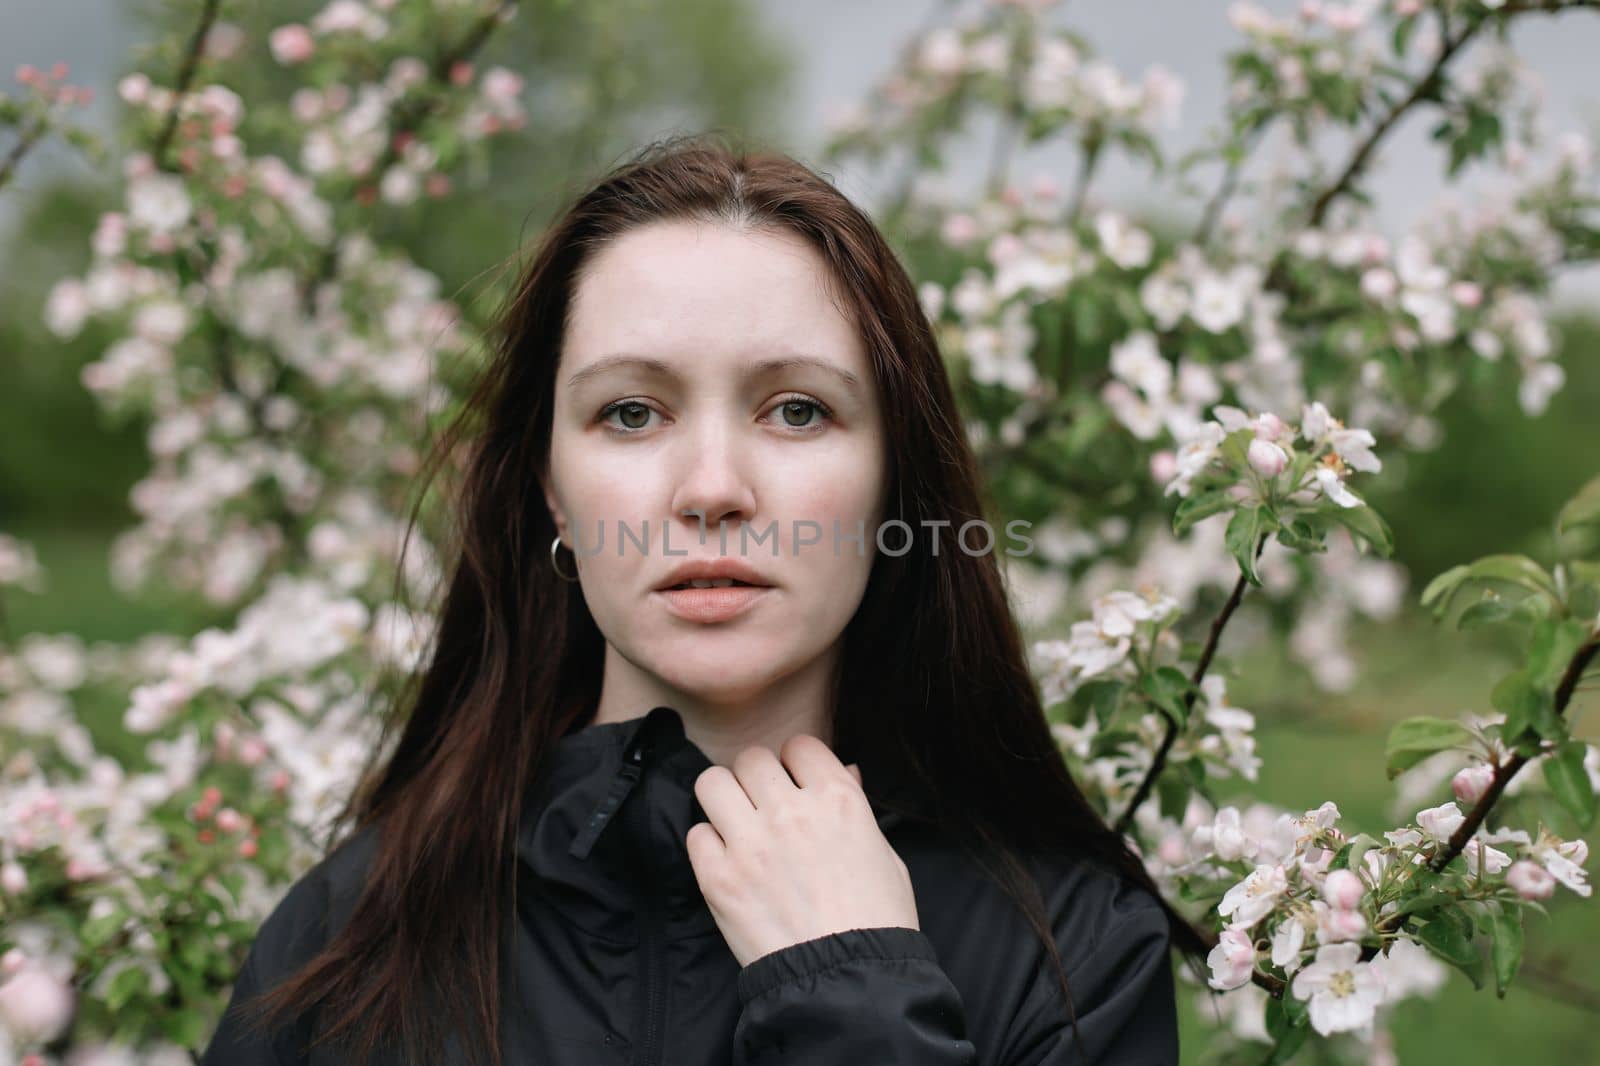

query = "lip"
[653, 584, 772, 624]
[652, 557, 776, 592]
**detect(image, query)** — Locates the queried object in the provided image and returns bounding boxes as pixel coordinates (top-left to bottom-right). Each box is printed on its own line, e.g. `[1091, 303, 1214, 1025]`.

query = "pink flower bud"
[269, 25, 316, 65]
[1206, 926, 1256, 990]
[1451, 764, 1495, 805]
[0, 967, 77, 1044]
[1506, 859, 1556, 900]
[1360, 268, 1398, 302]
[1149, 449, 1178, 484]
[239, 838, 259, 859]
[940, 213, 980, 247]
[1254, 412, 1291, 442]
[215, 808, 243, 833]
[1450, 281, 1483, 308]
[1247, 438, 1289, 478]
[1321, 868, 1365, 910]
[1315, 901, 1368, 941]
[238, 736, 268, 766]
[1, 862, 26, 895]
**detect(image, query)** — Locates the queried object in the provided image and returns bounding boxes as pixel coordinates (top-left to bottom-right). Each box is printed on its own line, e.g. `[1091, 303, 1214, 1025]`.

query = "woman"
[200, 134, 1205, 1066]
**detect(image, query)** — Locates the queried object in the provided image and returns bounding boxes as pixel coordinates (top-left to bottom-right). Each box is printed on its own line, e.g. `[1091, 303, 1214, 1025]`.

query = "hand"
[685, 734, 920, 968]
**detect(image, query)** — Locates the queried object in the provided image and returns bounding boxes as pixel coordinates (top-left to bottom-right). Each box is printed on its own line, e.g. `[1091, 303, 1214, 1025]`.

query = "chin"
[646, 646, 796, 704]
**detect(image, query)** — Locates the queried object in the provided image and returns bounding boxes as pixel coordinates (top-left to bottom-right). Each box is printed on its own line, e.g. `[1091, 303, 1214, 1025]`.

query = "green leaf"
[106, 965, 148, 1011]
[1218, 427, 1253, 471]
[1490, 669, 1548, 743]
[1415, 917, 1485, 990]
[1385, 717, 1474, 779]
[1526, 617, 1594, 691]
[1225, 505, 1268, 586]
[1140, 666, 1193, 729]
[1393, 14, 1418, 57]
[1275, 515, 1327, 553]
[1070, 679, 1127, 729]
[1335, 832, 1381, 875]
[1392, 887, 1457, 921]
[1544, 740, 1597, 829]
[81, 908, 127, 949]
[1471, 554, 1560, 597]
[1557, 474, 1600, 536]
[1421, 563, 1472, 616]
[1457, 595, 1514, 630]
[1569, 583, 1600, 625]
[160, 1006, 208, 1048]
[1263, 994, 1310, 1063]
[1489, 907, 1524, 998]
[1422, 555, 1561, 619]
[1325, 504, 1394, 558]
[1156, 768, 1189, 821]
[1174, 488, 1233, 535]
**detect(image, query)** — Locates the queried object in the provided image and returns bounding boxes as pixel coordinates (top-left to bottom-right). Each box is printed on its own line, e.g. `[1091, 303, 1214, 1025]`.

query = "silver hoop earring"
[550, 535, 580, 582]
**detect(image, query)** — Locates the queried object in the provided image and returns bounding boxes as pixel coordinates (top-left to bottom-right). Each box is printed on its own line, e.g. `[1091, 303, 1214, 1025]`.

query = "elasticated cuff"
[735, 925, 940, 1006]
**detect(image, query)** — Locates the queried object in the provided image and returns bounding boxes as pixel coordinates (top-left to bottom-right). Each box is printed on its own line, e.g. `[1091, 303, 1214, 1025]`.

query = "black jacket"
[200, 705, 1179, 1064]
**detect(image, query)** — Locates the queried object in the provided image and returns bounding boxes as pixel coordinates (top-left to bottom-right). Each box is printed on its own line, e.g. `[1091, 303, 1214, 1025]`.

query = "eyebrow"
[564, 354, 865, 394]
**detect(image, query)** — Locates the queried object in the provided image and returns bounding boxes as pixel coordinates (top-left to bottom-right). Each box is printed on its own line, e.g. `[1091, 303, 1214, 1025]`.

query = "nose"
[667, 418, 758, 547]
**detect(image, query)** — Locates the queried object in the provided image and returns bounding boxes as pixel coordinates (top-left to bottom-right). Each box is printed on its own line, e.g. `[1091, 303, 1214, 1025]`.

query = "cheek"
[770, 439, 886, 524]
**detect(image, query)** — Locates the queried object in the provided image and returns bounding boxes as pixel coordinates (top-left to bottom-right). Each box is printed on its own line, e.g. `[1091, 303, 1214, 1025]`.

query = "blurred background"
[2, 1, 1596, 1062]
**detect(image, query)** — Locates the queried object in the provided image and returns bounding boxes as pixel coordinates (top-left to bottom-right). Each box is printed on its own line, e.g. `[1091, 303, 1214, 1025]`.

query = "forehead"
[562, 219, 865, 369]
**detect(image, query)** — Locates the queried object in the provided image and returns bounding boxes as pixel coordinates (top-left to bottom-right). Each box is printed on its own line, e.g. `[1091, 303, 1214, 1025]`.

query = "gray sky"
[5, 0, 1598, 296]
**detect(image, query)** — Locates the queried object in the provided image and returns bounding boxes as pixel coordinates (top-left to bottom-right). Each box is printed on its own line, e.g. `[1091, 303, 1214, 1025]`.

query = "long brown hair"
[231, 131, 1208, 1066]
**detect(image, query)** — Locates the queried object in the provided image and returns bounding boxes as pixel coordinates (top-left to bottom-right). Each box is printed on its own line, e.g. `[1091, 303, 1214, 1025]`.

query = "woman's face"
[543, 219, 888, 708]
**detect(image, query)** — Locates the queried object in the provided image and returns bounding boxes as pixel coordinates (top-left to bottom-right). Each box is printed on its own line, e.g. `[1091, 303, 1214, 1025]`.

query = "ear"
[540, 464, 569, 544]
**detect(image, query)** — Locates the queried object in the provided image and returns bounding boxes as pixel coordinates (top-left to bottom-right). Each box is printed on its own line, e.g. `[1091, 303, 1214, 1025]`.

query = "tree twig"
[1194, 118, 1270, 246]
[1305, 12, 1478, 229]
[1113, 535, 1266, 835]
[1427, 635, 1599, 874]
[152, 0, 221, 172]
[297, 0, 516, 315]
[0, 116, 47, 190]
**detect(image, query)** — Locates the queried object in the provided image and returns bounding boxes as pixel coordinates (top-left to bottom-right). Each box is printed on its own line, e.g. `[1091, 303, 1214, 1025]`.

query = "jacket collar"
[514, 704, 917, 943]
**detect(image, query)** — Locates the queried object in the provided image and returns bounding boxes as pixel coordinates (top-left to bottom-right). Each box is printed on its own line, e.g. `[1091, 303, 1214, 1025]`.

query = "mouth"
[653, 580, 773, 623]
[660, 578, 768, 591]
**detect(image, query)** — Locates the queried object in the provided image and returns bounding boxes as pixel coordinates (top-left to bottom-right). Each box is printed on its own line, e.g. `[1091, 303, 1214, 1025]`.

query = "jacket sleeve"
[198, 870, 328, 1066]
[730, 878, 1178, 1064]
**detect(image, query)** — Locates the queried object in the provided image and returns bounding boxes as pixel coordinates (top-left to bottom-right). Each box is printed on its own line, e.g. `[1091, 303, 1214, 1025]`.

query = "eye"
[766, 394, 834, 432]
[597, 399, 660, 433]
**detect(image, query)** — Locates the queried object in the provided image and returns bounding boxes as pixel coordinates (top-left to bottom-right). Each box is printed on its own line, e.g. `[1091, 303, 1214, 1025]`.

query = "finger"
[777, 733, 856, 791]
[684, 819, 725, 870]
[692, 764, 762, 846]
[730, 744, 800, 811]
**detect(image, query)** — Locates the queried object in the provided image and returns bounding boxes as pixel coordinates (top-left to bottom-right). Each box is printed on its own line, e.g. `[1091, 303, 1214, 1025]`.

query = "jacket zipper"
[568, 718, 669, 1064]
[630, 770, 667, 1066]
[568, 728, 649, 860]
